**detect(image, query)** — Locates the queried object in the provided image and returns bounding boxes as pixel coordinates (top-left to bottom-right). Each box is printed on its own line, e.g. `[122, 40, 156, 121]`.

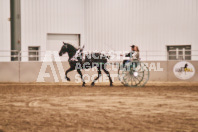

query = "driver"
[121, 45, 139, 66]
[122, 45, 134, 65]
[131, 46, 139, 60]
[121, 45, 139, 67]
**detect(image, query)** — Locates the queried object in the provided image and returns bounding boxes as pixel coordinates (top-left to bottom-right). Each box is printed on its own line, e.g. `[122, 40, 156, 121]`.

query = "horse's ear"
[63, 41, 65, 44]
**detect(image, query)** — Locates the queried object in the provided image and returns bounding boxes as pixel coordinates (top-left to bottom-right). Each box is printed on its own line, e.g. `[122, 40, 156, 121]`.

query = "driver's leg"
[123, 60, 128, 67]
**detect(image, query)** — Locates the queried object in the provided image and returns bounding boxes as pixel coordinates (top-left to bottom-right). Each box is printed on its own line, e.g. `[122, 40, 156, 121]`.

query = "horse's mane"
[65, 43, 78, 51]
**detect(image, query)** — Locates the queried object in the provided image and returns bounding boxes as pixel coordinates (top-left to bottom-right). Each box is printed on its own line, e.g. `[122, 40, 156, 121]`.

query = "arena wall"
[0, 61, 197, 83]
[19, 0, 198, 61]
[1, 0, 198, 61]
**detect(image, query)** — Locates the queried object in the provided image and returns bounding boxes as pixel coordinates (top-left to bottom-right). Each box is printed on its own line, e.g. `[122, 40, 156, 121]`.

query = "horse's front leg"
[65, 67, 74, 81]
[77, 69, 86, 87]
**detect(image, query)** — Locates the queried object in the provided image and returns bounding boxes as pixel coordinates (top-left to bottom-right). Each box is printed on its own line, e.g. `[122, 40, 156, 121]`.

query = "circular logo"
[173, 61, 195, 80]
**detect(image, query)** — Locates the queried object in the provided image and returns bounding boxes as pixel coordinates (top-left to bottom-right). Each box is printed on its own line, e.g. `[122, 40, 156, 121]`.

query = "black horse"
[59, 42, 113, 87]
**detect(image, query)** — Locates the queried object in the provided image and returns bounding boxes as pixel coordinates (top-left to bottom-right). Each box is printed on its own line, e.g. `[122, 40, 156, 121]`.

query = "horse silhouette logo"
[173, 61, 195, 80]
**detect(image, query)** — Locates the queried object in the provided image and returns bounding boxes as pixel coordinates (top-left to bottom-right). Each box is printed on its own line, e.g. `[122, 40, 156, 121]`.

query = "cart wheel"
[118, 61, 149, 87]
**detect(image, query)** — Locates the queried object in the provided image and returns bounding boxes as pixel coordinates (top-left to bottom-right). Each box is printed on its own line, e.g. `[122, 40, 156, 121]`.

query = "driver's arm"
[125, 52, 133, 57]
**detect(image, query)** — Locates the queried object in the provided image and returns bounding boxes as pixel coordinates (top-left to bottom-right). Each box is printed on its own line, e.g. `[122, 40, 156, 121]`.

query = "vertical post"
[176, 48, 178, 60]
[10, 0, 21, 61]
[167, 50, 169, 61]
[18, 51, 20, 82]
[183, 48, 185, 60]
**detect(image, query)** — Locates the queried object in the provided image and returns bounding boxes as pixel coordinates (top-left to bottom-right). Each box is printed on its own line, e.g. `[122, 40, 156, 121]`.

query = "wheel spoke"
[132, 76, 138, 86]
[118, 61, 149, 87]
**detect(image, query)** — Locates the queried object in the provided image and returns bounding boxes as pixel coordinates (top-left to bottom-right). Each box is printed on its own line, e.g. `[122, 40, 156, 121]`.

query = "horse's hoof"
[91, 82, 95, 86]
[110, 83, 113, 86]
[65, 76, 70, 81]
[82, 82, 86, 87]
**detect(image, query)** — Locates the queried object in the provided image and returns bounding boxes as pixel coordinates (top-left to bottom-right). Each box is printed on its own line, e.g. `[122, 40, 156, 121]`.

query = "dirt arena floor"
[0, 83, 198, 132]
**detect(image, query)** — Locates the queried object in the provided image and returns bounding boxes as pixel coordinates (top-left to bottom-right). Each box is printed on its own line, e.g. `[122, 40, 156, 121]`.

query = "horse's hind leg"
[77, 69, 86, 87]
[91, 68, 101, 86]
[65, 67, 74, 81]
[102, 64, 113, 86]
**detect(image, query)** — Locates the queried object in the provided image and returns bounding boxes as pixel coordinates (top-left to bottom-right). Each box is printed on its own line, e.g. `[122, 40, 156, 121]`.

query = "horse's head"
[59, 42, 68, 56]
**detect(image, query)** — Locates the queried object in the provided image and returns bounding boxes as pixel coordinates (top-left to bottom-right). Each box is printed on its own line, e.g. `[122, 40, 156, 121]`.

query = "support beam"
[10, 0, 21, 61]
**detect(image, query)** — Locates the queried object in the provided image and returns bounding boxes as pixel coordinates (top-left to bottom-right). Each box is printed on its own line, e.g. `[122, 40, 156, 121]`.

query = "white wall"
[0, 0, 10, 61]
[84, 0, 198, 60]
[20, 0, 198, 61]
[21, 0, 84, 61]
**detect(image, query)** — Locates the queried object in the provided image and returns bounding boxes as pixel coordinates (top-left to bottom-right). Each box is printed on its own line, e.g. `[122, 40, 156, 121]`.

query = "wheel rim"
[118, 62, 149, 87]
